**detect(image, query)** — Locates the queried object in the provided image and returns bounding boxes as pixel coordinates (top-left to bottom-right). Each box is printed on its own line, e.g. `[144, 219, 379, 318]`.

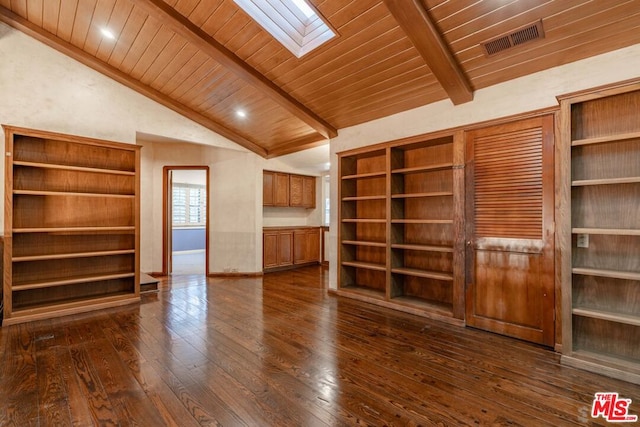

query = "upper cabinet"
[263, 171, 289, 207]
[263, 171, 315, 209]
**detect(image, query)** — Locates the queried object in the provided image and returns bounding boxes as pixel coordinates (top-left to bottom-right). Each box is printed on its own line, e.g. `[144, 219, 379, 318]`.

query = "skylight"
[234, 0, 336, 58]
[291, 0, 315, 18]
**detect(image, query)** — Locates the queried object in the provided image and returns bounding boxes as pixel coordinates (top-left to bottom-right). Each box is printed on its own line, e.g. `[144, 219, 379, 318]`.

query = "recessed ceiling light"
[100, 28, 116, 40]
[236, 110, 247, 118]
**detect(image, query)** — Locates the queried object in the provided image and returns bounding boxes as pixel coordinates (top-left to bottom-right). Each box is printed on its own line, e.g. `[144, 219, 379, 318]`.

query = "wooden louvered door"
[465, 115, 555, 346]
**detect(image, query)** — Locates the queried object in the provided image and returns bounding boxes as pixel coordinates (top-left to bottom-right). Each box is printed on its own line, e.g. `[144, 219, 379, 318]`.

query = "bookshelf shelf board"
[14, 190, 135, 198]
[571, 228, 640, 236]
[571, 177, 640, 186]
[391, 243, 453, 253]
[391, 191, 453, 199]
[572, 267, 640, 281]
[571, 131, 640, 147]
[12, 272, 136, 291]
[341, 171, 386, 180]
[13, 249, 135, 262]
[391, 163, 453, 174]
[341, 261, 387, 272]
[342, 240, 387, 248]
[391, 267, 453, 281]
[13, 160, 135, 175]
[573, 307, 640, 327]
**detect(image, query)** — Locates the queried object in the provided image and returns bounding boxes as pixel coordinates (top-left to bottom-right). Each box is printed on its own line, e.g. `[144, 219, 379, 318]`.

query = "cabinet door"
[263, 171, 275, 206]
[263, 232, 278, 268]
[278, 231, 293, 266]
[275, 173, 290, 207]
[302, 176, 316, 208]
[289, 175, 304, 207]
[294, 230, 307, 264]
[306, 228, 320, 262]
[294, 228, 320, 264]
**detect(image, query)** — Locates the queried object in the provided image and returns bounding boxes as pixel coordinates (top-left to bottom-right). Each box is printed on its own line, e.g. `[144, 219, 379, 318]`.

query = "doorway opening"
[163, 166, 210, 275]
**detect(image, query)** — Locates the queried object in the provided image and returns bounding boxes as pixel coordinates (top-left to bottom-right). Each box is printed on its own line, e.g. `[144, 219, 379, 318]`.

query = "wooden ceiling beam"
[266, 134, 329, 158]
[133, 0, 338, 140]
[0, 6, 268, 157]
[384, 0, 473, 105]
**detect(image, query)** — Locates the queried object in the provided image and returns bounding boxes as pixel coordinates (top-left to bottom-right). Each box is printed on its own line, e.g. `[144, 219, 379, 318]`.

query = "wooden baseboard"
[146, 272, 165, 277]
[330, 288, 465, 327]
[208, 272, 263, 278]
[263, 261, 320, 274]
[561, 353, 640, 386]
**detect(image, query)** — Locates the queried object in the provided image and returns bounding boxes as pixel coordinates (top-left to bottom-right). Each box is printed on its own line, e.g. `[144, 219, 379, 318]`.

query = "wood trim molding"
[162, 166, 210, 276]
[0, 6, 268, 157]
[335, 106, 560, 157]
[208, 272, 263, 278]
[383, 0, 473, 105]
[266, 135, 330, 158]
[134, 0, 338, 140]
[556, 76, 640, 103]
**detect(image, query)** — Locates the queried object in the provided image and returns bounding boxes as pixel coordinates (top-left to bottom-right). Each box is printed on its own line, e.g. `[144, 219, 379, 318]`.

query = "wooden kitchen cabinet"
[289, 174, 304, 207]
[263, 170, 275, 206]
[263, 171, 290, 207]
[263, 171, 315, 208]
[274, 172, 290, 207]
[264, 227, 320, 271]
[302, 176, 316, 208]
[294, 228, 320, 264]
[263, 229, 293, 269]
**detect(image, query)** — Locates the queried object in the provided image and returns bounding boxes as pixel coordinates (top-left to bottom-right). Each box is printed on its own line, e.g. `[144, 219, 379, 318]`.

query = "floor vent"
[482, 20, 544, 56]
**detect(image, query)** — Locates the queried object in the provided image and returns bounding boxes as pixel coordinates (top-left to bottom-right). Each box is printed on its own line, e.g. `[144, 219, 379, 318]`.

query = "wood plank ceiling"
[1, 0, 640, 157]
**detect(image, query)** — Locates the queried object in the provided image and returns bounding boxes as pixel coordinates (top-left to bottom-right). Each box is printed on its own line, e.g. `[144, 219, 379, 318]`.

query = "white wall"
[0, 22, 265, 274]
[141, 141, 262, 273]
[327, 43, 640, 289]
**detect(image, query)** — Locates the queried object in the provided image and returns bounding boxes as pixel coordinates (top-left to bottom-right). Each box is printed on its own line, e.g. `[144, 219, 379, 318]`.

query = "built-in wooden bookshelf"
[337, 132, 464, 323]
[558, 80, 640, 384]
[3, 126, 141, 325]
[339, 148, 388, 299]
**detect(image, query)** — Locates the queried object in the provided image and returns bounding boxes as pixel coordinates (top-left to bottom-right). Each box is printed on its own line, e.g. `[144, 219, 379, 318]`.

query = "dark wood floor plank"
[1, 266, 638, 426]
[84, 335, 169, 426]
[0, 323, 39, 426]
[111, 311, 248, 426]
[67, 343, 121, 425]
[100, 317, 200, 427]
[36, 347, 73, 426]
[186, 330, 343, 426]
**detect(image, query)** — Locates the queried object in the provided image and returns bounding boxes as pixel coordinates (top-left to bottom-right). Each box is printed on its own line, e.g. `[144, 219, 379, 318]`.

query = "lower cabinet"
[264, 227, 320, 271]
[263, 230, 293, 269]
[294, 228, 320, 264]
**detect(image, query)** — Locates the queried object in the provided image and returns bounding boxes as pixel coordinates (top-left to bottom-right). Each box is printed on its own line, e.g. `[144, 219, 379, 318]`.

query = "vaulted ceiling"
[1, 0, 640, 157]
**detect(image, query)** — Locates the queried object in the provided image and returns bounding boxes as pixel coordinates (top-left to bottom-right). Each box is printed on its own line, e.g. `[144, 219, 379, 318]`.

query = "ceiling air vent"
[481, 20, 545, 57]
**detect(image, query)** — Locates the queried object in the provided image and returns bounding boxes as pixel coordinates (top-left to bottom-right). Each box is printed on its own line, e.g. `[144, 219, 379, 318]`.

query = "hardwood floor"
[0, 266, 638, 426]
